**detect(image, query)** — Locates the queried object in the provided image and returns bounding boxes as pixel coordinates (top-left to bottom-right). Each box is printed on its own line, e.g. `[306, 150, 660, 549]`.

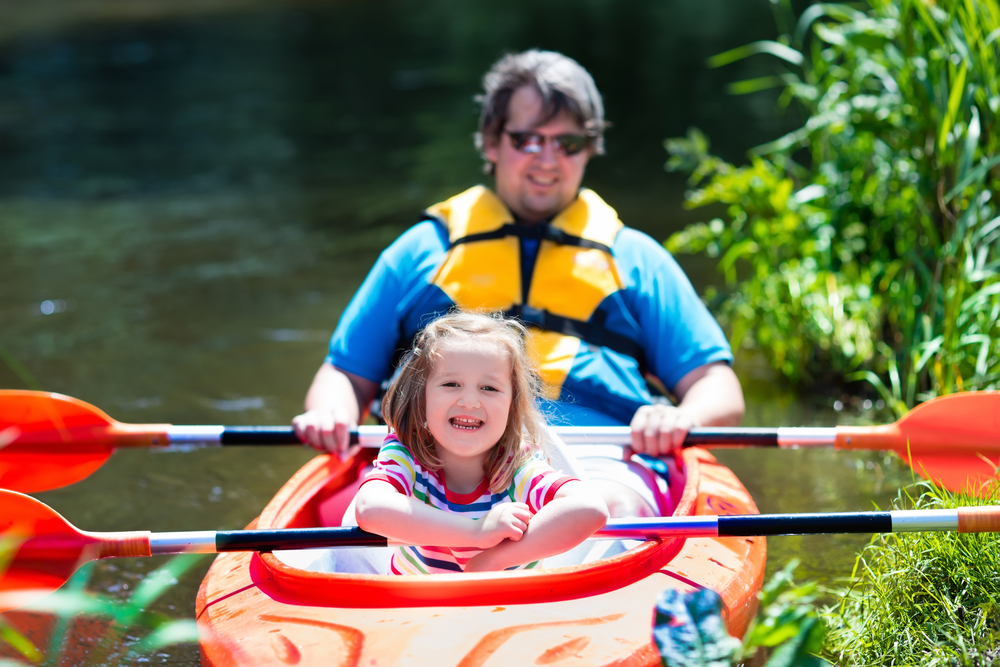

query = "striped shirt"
[361, 434, 577, 574]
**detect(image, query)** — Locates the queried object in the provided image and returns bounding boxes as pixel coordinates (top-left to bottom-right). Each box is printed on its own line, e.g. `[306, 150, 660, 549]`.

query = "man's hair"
[475, 50, 607, 175]
[381, 310, 547, 494]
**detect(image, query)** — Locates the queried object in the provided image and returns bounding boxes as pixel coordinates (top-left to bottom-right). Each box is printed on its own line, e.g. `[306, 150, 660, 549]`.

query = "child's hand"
[476, 502, 531, 548]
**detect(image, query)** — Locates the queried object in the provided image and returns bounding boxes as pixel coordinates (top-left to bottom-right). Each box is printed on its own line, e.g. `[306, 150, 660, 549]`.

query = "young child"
[354, 311, 609, 574]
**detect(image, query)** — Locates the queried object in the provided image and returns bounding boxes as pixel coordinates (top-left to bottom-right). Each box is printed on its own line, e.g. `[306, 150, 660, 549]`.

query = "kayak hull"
[196, 447, 765, 667]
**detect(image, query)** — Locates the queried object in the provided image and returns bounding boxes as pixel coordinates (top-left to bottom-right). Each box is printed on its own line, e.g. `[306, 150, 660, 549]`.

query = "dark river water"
[0, 1, 910, 664]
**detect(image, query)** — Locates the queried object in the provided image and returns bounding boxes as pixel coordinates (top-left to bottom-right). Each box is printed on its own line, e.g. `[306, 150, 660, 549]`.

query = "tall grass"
[0, 555, 205, 666]
[665, 0, 1000, 413]
[823, 482, 1000, 665]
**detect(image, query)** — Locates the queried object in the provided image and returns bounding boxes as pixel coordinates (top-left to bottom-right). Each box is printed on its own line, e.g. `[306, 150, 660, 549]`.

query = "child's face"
[424, 338, 513, 468]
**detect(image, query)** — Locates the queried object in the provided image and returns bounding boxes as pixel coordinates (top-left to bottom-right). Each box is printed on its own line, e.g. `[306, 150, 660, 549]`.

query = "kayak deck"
[196, 446, 766, 666]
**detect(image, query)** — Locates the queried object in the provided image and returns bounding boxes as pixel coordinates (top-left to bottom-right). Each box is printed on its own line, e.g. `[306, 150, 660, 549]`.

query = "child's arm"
[463, 481, 609, 572]
[355, 480, 532, 549]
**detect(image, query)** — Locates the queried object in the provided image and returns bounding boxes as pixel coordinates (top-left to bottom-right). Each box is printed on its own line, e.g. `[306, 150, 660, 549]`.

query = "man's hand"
[475, 502, 531, 548]
[629, 403, 700, 457]
[292, 408, 356, 456]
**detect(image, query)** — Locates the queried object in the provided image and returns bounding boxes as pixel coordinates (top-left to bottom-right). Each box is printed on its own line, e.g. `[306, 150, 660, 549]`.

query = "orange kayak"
[196, 445, 766, 666]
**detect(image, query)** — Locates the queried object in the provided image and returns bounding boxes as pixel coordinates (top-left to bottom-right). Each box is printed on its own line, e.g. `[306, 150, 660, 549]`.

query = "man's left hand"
[629, 404, 700, 457]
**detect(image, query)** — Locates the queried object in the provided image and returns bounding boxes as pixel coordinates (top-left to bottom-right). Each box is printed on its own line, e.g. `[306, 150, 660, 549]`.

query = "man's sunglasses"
[504, 131, 592, 156]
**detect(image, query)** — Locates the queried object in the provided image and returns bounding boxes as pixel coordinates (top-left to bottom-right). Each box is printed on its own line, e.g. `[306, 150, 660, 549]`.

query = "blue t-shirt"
[326, 201, 732, 426]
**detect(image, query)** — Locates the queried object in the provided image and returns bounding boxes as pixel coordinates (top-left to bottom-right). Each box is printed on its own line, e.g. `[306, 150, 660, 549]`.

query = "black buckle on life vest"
[504, 305, 648, 374]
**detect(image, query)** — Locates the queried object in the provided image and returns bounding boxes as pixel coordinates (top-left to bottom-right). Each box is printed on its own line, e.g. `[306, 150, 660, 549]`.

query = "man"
[294, 50, 744, 457]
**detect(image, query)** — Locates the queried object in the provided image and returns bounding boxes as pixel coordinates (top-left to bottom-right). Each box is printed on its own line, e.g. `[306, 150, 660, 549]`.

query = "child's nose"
[457, 389, 480, 408]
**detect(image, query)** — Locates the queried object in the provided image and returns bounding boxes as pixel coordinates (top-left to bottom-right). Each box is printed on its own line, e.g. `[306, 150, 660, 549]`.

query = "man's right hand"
[292, 408, 356, 456]
[295, 363, 379, 457]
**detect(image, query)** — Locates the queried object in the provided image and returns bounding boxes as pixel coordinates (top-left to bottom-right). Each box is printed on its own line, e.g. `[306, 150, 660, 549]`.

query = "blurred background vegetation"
[666, 0, 1000, 416]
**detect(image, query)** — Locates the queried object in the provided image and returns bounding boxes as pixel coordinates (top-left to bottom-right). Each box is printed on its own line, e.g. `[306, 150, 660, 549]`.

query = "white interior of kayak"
[276, 443, 673, 575]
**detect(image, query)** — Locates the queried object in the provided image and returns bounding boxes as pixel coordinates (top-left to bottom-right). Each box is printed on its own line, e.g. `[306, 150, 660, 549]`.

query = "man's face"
[485, 86, 593, 223]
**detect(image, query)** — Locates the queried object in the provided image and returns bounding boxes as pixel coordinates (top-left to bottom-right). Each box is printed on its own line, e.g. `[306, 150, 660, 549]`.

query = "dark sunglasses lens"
[507, 132, 535, 152]
[556, 135, 588, 155]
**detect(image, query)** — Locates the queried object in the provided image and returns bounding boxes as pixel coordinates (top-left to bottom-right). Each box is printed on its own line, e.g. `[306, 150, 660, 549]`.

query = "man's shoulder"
[612, 226, 677, 270]
[376, 218, 450, 272]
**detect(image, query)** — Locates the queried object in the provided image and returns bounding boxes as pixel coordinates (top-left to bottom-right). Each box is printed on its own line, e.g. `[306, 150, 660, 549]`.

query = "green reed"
[822, 482, 1000, 665]
[0, 554, 205, 666]
[665, 0, 1000, 413]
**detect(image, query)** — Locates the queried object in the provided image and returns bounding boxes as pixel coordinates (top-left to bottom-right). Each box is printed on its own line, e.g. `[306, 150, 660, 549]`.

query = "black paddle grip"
[215, 526, 388, 552]
[220, 427, 361, 446]
[718, 512, 893, 536]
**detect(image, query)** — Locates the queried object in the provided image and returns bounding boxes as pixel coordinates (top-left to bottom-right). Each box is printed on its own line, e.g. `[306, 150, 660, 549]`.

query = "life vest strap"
[447, 222, 613, 255]
[505, 305, 647, 372]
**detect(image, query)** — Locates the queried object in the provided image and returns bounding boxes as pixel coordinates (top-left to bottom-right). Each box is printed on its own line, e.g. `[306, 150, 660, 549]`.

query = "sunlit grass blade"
[117, 554, 208, 627]
[945, 153, 1000, 202]
[44, 562, 93, 667]
[708, 40, 804, 68]
[793, 3, 861, 43]
[727, 76, 789, 95]
[0, 617, 40, 664]
[125, 619, 200, 657]
[0, 347, 42, 393]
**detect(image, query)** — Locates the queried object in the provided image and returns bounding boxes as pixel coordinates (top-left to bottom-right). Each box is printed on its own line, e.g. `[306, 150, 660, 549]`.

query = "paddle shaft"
[172, 425, 836, 449]
[120, 506, 1000, 556]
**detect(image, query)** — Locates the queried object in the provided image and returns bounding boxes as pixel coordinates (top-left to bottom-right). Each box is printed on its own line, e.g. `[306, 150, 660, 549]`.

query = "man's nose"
[535, 138, 559, 165]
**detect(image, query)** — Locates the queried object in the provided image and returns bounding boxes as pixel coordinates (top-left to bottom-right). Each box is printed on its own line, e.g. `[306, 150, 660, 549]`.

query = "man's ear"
[483, 136, 500, 164]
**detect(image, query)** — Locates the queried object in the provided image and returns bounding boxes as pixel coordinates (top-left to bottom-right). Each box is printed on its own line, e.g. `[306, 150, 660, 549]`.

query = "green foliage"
[739, 560, 831, 667]
[0, 555, 206, 666]
[665, 0, 1000, 412]
[823, 483, 1000, 665]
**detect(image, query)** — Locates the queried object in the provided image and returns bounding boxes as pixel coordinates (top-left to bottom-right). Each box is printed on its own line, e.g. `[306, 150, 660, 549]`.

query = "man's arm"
[292, 362, 380, 454]
[629, 361, 744, 456]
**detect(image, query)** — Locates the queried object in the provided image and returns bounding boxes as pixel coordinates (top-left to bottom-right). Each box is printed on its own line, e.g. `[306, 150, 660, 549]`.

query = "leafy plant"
[0, 554, 206, 666]
[665, 0, 1000, 413]
[823, 482, 1000, 665]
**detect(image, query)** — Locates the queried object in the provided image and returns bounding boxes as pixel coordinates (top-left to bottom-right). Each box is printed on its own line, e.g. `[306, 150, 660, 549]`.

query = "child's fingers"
[505, 520, 526, 541]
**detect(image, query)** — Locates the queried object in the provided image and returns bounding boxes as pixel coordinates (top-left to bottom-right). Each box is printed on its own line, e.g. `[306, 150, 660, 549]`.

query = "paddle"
[1, 390, 998, 494]
[1, 488, 999, 612]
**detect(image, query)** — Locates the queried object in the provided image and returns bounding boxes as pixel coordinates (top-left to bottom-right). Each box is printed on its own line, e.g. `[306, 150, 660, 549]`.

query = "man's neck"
[512, 214, 550, 227]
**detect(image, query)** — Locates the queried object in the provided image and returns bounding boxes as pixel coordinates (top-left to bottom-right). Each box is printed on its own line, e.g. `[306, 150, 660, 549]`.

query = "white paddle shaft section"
[776, 427, 837, 447]
[165, 426, 225, 447]
[151, 531, 218, 554]
[890, 509, 959, 532]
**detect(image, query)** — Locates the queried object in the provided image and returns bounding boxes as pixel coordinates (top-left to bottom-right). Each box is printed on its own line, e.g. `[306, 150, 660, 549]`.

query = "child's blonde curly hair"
[381, 311, 546, 493]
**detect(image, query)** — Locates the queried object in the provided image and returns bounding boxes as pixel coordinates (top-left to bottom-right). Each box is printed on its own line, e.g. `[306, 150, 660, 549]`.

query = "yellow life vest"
[425, 185, 642, 399]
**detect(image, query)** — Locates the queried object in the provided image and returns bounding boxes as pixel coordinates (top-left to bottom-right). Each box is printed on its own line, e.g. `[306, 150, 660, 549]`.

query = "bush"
[666, 0, 1000, 413]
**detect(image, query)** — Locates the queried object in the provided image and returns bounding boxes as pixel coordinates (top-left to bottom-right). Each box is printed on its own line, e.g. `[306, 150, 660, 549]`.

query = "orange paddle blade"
[0, 391, 169, 493]
[0, 490, 95, 611]
[837, 392, 1000, 496]
[0, 391, 116, 493]
[0, 490, 151, 612]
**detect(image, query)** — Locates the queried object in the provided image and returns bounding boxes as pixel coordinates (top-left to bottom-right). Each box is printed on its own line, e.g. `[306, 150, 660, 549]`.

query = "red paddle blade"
[0, 391, 120, 492]
[898, 392, 1000, 495]
[0, 490, 94, 611]
[838, 392, 1000, 496]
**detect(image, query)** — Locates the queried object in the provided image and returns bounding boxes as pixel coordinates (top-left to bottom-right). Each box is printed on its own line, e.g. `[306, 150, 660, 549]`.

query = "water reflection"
[0, 1, 896, 664]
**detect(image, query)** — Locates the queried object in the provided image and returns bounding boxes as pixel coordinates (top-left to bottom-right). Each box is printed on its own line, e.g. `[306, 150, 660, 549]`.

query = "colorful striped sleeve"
[511, 453, 578, 513]
[361, 434, 417, 496]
